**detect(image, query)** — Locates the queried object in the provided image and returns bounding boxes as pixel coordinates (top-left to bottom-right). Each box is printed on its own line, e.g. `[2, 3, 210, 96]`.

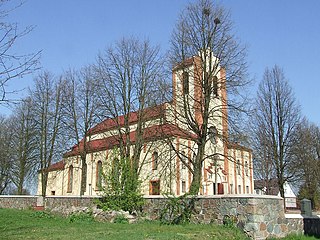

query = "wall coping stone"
[285, 214, 320, 219]
[143, 194, 283, 200]
[44, 195, 101, 198]
[0, 195, 36, 198]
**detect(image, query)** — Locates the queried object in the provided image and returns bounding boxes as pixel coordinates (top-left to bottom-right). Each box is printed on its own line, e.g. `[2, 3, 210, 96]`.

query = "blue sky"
[2, 0, 320, 126]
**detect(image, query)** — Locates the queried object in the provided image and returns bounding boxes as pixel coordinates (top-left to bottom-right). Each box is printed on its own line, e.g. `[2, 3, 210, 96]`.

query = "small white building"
[254, 179, 297, 208]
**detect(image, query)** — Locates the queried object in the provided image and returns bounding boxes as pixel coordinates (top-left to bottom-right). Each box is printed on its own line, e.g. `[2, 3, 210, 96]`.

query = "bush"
[97, 191, 144, 213]
[160, 194, 195, 225]
[97, 153, 145, 214]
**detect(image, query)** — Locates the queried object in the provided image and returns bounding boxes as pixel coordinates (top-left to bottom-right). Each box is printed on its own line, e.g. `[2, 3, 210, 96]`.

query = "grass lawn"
[0, 208, 248, 240]
[0, 208, 317, 240]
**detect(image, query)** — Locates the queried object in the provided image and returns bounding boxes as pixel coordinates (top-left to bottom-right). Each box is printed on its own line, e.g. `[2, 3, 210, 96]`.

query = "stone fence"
[0, 194, 308, 239]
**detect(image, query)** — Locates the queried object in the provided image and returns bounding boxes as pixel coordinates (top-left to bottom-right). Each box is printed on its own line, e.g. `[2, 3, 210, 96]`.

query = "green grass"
[0, 208, 317, 240]
[0, 208, 248, 240]
[273, 235, 319, 240]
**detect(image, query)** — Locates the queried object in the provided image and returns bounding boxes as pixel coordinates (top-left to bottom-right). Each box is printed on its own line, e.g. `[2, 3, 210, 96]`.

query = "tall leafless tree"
[0, 1, 40, 103]
[252, 65, 301, 200]
[168, 0, 249, 194]
[93, 37, 166, 183]
[0, 115, 14, 194]
[31, 72, 64, 196]
[62, 67, 101, 196]
[10, 98, 37, 194]
[291, 119, 320, 208]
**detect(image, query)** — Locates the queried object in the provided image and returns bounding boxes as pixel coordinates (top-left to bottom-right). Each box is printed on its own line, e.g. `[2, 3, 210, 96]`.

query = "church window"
[149, 180, 160, 195]
[83, 163, 87, 192]
[96, 161, 103, 189]
[67, 165, 73, 193]
[237, 160, 241, 175]
[183, 71, 189, 95]
[152, 151, 158, 170]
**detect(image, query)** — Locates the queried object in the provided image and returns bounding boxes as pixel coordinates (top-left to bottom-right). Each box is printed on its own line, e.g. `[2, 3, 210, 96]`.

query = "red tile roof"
[64, 123, 196, 157]
[45, 160, 65, 172]
[88, 104, 166, 135]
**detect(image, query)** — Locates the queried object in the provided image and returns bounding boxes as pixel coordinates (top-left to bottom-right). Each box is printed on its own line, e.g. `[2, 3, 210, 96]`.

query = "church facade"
[38, 53, 253, 197]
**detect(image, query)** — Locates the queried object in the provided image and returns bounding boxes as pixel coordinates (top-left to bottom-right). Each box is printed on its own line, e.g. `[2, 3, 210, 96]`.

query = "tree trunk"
[41, 171, 48, 197]
[189, 161, 202, 195]
[80, 153, 87, 196]
[189, 145, 205, 195]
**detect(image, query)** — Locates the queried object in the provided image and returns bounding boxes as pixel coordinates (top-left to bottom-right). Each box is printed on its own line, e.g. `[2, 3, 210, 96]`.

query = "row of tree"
[0, 37, 168, 195]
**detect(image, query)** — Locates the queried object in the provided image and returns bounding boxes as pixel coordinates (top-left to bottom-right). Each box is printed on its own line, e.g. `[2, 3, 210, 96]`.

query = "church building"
[38, 52, 253, 197]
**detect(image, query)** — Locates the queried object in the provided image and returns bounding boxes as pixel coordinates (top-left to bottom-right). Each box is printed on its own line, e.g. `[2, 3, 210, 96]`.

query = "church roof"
[64, 123, 196, 157]
[45, 160, 65, 172]
[88, 104, 166, 135]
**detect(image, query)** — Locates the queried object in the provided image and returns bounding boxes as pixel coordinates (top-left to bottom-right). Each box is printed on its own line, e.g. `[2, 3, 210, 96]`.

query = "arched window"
[212, 75, 218, 97]
[83, 163, 87, 192]
[152, 152, 158, 170]
[208, 126, 218, 144]
[182, 71, 189, 95]
[67, 165, 73, 193]
[96, 161, 103, 189]
[237, 160, 241, 175]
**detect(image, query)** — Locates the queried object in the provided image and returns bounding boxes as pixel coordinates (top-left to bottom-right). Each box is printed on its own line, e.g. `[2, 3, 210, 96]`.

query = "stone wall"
[143, 195, 303, 239]
[0, 195, 37, 209]
[0, 195, 305, 239]
[44, 196, 99, 215]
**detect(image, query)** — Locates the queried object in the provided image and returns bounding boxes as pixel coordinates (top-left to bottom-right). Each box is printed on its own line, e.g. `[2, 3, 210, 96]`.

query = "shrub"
[160, 194, 195, 225]
[97, 191, 144, 213]
[97, 152, 145, 214]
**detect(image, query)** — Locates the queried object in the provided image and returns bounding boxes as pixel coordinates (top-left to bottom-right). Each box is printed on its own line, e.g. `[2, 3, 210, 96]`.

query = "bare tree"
[62, 67, 101, 196]
[168, 0, 249, 194]
[252, 65, 301, 199]
[0, 1, 40, 103]
[31, 72, 64, 196]
[291, 119, 320, 208]
[93, 37, 166, 184]
[10, 98, 37, 194]
[0, 115, 13, 194]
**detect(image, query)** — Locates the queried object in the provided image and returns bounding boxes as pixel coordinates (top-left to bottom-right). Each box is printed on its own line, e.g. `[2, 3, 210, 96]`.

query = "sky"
[1, 0, 320, 126]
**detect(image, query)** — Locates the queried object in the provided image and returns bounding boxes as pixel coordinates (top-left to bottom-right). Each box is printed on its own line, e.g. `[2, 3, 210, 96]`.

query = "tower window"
[183, 72, 189, 95]
[245, 161, 249, 176]
[213, 76, 218, 97]
[181, 151, 187, 169]
[237, 160, 241, 175]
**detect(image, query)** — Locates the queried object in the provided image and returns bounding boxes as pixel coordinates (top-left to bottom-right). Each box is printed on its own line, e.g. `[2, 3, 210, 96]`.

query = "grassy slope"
[0, 208, 317, 240]
[0, 208, 248, 240]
